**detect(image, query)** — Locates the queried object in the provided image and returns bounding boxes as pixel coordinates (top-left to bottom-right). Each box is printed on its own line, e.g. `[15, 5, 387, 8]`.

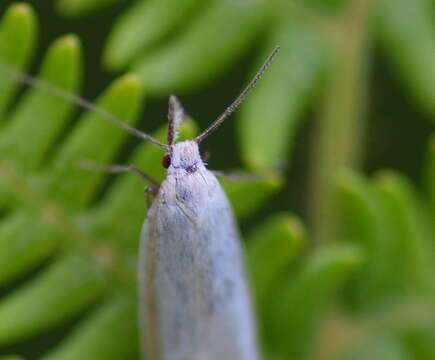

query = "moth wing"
[138, 170, 258, 360]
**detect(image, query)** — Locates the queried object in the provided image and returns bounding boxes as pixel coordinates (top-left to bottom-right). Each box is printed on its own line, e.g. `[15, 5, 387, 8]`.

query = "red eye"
[162, 154, 171, 168]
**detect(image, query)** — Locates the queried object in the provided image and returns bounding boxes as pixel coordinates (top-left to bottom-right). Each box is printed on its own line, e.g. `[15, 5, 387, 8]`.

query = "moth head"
[164, 140, 201, 173]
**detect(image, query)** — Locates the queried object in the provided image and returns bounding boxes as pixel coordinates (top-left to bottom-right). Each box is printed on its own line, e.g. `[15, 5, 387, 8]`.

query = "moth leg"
[212, 170, 258, 181]
[104, 165, 160, 196]
[78, 160, 160, 194]
[144, 186, 157, 208]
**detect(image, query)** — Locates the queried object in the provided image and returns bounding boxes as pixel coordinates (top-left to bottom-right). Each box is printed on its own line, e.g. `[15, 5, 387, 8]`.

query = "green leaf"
[423, 135, 435, 216]
[377, 0, 435, 120]
[303, 0, 348, 12]
[0, 34, 83, 170]
[0, 34, 82, 211]
[41, 294, 138, 360]
[133, 0, 269, 95]
[341, 334, 411, 360]
[48, 73, 144, 209]
[264, 244, 363, 359]
[0, 3, 37, 118]
[0, 212, 59, 286]
[374, 170, 435, 295]
[0, 253, 109, 345]
[239, 22, 328, 171]
[56, 0, 125, 17]
[401, 326, 435, 360]
[335, 170, 403, 309]
[104, 0, 202, 70]
[246, 212, 306, 303]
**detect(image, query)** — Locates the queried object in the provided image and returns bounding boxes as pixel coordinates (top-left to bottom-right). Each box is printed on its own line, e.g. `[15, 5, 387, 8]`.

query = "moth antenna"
[194, 46, 280, 143]
[167, 95, 185, 146]
[0, 62, 168, 150]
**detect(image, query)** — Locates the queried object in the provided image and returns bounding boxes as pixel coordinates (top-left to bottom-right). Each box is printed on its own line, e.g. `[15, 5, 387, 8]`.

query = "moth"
[136, 47, 279, 360]
[1, 46, 280, 360]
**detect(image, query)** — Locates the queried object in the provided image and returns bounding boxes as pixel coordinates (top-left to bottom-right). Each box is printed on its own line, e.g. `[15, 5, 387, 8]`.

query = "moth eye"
[162, 154, 171, 169]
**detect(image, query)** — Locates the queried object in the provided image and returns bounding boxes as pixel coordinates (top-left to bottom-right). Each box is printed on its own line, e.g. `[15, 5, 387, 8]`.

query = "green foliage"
[265, 244, 363, 359]
[0, 0, 434, 359]
[247, 212, 306, 301]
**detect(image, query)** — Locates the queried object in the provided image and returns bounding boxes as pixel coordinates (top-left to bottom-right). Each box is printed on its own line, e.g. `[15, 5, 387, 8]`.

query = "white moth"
[137, 48, 279, 360]
[140, 136, 258, 359]
[1, 46, 280, 360]
[139, 100, 256, 360]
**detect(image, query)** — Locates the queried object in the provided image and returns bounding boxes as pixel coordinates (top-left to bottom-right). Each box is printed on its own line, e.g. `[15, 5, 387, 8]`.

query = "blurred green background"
[0, 0, 434, 359]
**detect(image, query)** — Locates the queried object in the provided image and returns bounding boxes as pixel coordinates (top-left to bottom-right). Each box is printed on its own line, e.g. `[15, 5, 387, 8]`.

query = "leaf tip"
[7, 2, 34, 18]
[286, 215, 307, 244]
[58, 33, 81, 49]
[373, 169, 400, 191]
[113, 73, 144, 96]
[428, 133, 435, 151]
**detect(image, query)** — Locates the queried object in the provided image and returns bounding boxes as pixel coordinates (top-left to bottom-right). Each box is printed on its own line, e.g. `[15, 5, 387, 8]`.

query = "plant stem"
[308, 0, 372, 243]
